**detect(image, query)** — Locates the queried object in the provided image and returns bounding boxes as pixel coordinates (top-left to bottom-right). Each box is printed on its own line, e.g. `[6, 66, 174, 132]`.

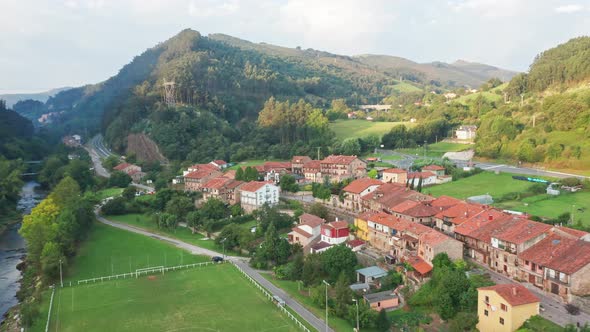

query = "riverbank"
[0, 181, 45, 331]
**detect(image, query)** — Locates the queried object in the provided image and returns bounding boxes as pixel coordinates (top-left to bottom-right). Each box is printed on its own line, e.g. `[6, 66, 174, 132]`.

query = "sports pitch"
[45, 264, 300, 332]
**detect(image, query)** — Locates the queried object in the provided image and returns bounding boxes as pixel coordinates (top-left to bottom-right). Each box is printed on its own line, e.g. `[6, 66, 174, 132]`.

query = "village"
[107, 148, 590, 330]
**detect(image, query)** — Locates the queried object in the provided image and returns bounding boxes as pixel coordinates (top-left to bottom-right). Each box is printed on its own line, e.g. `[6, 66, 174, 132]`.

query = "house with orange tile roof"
[210, 160, 228, 170]
[311, 220, 350, 253]
[184, 169, 223, 192]
[477, 284, 539, 332]
[288, 213, 326, 251]
[407, 171, 437, 187]
[418, 230, 463, 263]
[433, 202, 488, 235]
[320, 155, 366, 182]
[341, 178, 382, 212]
[224, 179, 244, 205]
[201, 177, 232, 201]
[302, 160, 322, 183]
[360, 183, 432, 213]
[239, 181, 280, 213]
[518, 233, 590, 300]
[382, 168, 407, 184]
[422, 164, 445, 176]
[114, 162, 141, 175]
[291, 156, 312, 175]
[391, 200, 439, 226]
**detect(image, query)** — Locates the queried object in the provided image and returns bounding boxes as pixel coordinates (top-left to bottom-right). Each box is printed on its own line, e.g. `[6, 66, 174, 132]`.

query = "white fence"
[71, 261, 219, 286]
[231, 263, 311, 332]
[44, 286, 56, 332]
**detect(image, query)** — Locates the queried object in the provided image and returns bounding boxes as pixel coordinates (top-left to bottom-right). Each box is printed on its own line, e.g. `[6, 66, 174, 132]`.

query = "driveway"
[477, 263, 590, 327]
[97, 214, 331, 332]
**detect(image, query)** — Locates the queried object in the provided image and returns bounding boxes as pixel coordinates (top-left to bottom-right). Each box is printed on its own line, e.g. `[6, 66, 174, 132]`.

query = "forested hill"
[475, 36, 590, 171]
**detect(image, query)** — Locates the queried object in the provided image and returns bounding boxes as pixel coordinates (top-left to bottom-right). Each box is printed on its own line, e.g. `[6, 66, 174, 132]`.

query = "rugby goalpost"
[135, 266, 164, 278]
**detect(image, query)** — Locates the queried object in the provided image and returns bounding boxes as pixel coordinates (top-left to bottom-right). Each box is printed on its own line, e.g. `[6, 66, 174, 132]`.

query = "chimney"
[335, 217, 339, 221]
[488, 215, 493, 221]
[464, 211, 468, 217]
[512, 287, 517, 296]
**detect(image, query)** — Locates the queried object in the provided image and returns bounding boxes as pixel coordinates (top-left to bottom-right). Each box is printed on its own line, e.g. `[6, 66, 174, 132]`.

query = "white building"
[239, 181, 280, 212]
[455, 125, 477, 140]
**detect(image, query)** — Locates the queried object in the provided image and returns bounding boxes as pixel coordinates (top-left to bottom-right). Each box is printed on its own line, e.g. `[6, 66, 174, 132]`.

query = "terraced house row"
[344, 178, 590, 303]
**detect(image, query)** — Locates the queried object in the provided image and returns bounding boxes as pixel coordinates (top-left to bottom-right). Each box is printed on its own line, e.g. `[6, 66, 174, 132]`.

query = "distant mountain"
[354, 55, 517, 88]
[0, 87, 72, 108]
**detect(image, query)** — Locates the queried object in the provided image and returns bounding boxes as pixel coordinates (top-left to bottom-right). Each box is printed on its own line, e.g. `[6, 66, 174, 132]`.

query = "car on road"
[211, 256, 224, 263]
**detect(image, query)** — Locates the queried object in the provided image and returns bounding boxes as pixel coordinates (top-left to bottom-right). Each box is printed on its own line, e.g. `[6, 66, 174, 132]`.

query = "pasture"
[330, 119, 413, 140]
[423, 172, 535, 200]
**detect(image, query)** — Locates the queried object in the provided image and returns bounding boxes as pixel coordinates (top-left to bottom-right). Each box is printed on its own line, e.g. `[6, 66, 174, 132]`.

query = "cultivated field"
[330, 119, 414, 140]
[44, 264, 300, 332]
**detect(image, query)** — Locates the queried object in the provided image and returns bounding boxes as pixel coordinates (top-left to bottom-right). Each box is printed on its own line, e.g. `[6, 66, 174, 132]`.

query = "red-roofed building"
[405, 256, 433, 281]
[477, 284, 539, 332]
[382, 168, 407, 184]
[407, 171, 437, 187]
[320, 155, 366, 182]
[288, 213, 327, 251]
[238, 181, 280, 212]
[291, 156, 312, 175]
[391, 200, 439, 226]
[184, 169, 223, 192]
[341, 178, 382, 212]
[210, 160, 228, 170]
[114, 163, 141, 175]
[422, 164, 445, 176]
[518, 234, 590, 300]
[360, 183, 432, 213]
[418, 230, 463, 263]
[201, 177, 232, 202]
[302, 160, 322, 183]
[223, 169, 237, 179]
[347, 239, 365, 252]
[186, 163, 220, 173]
[433, 202, 487, 234]
[320, 221, 350, 245]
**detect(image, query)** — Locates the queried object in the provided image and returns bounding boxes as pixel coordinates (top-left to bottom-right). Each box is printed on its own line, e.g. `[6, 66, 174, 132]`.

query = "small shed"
[349, 283, 370, 293]
[356, 266, 388, 286]
[363, 291, 399, 311]
[467, 194, 494, 205]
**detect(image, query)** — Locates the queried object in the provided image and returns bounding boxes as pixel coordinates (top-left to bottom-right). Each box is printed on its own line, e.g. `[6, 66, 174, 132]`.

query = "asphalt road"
[85, 136, 111, 178]
[478, 263, 590, 327]
[96, 214, 331, 332]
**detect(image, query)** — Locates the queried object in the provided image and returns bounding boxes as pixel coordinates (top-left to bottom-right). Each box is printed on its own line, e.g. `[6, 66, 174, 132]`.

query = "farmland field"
[496, 191, 590, 225]
[330, 119, 414, 140]
[396, 141, 471, 158]
[41, 264, 300, 332]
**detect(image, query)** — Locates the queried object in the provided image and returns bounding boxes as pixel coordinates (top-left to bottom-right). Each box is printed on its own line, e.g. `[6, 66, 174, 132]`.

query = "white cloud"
[449, 0, 530, 18]
[555, 4, 584, 13]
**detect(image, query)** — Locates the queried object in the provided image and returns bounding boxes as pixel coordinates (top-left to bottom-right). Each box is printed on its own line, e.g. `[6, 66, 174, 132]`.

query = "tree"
[437, 292, 456, 321]
[50, 176, 80, 208]
[40, 241, 64, 281]
[65, 159, 94, 189]
[122, 186, 136, 200]
[308, 203, 329, 220]
[367, 169, 378, 179]
[322, 245, 357, 282]
[280, 174, 299, 192]
[302, 253, 324, 286]
[186, 211, 201, 233]
[376, 309, 390, 331]
[200, 197, 228, 220]
[235, 167, 244, 181]
[334, 273, 353, 317]
[100, 197, 127, 215]
[103, 155, 120, 169]
[19, 197, 60, 268]
[416, 176, 423, 192]
[108, 171, 132, 188]
[449, 312, 478, 331]
[165, 195, 194, 222]
[340, 138, 361, 156]
[380, 270, 403, 291]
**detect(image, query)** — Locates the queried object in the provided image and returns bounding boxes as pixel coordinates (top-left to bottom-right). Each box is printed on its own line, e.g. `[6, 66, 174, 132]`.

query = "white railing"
[231, 263, 311, 332]
[45, 286, 56, 332]
[71, 261, 219, 286]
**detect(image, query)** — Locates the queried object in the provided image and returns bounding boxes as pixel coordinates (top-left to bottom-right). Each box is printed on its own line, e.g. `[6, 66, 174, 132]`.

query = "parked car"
[211, 256, 224, 263]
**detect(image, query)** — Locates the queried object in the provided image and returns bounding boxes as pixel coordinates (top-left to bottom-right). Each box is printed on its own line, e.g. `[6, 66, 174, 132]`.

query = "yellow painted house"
[354, 213, 371, 241]
[477, 284, 540, 332]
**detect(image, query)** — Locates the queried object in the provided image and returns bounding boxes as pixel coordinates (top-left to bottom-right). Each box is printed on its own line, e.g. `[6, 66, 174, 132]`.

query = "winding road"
[96, 214, 332, 332]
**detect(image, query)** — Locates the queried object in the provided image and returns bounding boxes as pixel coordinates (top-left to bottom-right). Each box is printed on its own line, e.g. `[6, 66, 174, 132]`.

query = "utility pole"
[352, 298, 360, 331]
[221, 238, 227, 259]
[322, 280, 330, 332]
[59, 259, 63, 288]
[423, 140, 427, 159]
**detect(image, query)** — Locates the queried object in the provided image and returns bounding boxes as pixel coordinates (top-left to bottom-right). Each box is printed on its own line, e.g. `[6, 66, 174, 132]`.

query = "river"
[0, 181, 45, 322]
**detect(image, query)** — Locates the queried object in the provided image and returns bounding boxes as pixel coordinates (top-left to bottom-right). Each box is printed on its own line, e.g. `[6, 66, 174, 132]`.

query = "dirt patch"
[148, 275, 157, 281]
[126, 134, 168, 163]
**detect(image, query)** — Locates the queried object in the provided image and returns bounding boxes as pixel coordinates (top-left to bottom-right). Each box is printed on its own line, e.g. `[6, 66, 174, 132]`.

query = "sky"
[1, 0, 589, 93]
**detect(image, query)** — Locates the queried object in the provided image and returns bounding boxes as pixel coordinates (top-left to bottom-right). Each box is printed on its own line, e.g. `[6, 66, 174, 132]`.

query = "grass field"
[65, 223, 209, 281]
[330, 119, 414, 140]
[423, 172, 536, 200]
[496, 191, 590, 225]
[105, 213, 246, 257]
[227, 159, 278, 170]
[396, 141, 471, 158]
[94, 187, 123, 200]
[42, 264, 300, 332]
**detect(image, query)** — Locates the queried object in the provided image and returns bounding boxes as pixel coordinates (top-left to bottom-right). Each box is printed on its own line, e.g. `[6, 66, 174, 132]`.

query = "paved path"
[85, 135, 111, 178]
[475, 262, 590, 327]
[97, 214, 331, 332]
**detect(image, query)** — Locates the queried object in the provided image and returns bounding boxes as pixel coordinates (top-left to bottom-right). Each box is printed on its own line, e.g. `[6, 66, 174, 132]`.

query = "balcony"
[546, 275, 569, 286]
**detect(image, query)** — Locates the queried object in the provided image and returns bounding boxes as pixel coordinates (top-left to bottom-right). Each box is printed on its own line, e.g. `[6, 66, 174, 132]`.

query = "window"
[499, 318, 504, 325]
[501, 303, 507, 311]
[377, 302, 381, 307]
[484, 310, 489, 316]
[484, 296, 489, 303]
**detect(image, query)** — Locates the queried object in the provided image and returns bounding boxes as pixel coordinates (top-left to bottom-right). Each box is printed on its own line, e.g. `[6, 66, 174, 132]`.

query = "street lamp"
[322, 280, 330, 332]
[221, 238, 227, 259]
[352, 298, 360, 332]
[59, 259, 63, 288]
